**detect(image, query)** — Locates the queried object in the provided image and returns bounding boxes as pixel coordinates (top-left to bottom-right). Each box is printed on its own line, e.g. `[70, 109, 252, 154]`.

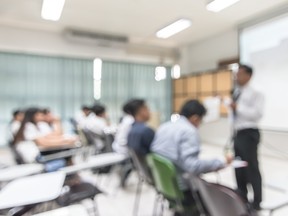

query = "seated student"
[13, 107, 77, 147]
[75, 105, 91, 128]
[38, 108, 63, 136]
[9, 109, 24, 137]
[112, 99, 135, 155]
[83, 104, 109, 151]
[12, 107, 77, 164]
[127, 99, 155, 156]
[151, 100, 232, 215]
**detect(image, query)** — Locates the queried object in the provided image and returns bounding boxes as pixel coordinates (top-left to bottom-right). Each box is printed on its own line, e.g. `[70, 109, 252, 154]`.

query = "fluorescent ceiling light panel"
[41, 0, 65, 21]
[156, 19, 192, 39]
[206, 0, 240, 12]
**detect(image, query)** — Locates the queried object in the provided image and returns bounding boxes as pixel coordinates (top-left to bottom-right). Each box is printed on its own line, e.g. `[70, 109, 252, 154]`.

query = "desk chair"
[146, 153, 190, 216]
[56, 182, 102, 216]
[186, 174, 257, 216]
[128, 149, 154, 216]
[33, 204, 89, 216]
[8, 140, 24, 165]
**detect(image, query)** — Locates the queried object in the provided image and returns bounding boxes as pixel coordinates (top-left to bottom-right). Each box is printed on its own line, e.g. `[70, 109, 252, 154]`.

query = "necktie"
[232, 89, 241, 117]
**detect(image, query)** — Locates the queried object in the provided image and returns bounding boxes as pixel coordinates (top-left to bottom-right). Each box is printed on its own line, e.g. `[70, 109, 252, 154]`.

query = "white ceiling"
[1, 0, 288, 48]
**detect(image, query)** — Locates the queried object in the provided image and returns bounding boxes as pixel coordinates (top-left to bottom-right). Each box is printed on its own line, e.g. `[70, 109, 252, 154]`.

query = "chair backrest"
[128, 149, 153, 184]
[189, 176, 250, 216]
[146, 153, 184, 200]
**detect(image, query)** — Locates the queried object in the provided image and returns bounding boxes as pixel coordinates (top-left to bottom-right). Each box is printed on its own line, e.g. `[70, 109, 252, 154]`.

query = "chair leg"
[159, 197, 165, 216]
[92, 197, 100, 216]
[152, 193, 162, 216]
[133, 179, 143, 216]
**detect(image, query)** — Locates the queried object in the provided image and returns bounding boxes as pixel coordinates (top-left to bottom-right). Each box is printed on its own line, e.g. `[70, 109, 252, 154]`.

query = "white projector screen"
[240, 13, 288, 131]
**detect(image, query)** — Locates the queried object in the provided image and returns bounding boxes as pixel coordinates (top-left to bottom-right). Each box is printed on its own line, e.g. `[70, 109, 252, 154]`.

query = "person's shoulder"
[122, 115, 134, 124]
[25, 122, 36, 129]
[248, 85, 264, 97]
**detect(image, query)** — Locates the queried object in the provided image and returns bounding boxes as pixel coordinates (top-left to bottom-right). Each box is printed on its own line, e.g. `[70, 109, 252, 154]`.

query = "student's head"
[41, 108, 53, 123]
[91, 104, 106, 118]
[236, 65, 253, 86]
[129, 99, 150, 122]
[122, 99, 135, 115]
[81, 105, 91, 117]
[12, 109, 24, 122]
[24, 107, 44, 124]
[13, 107, 43, 144]
[180, 100, 206, 128]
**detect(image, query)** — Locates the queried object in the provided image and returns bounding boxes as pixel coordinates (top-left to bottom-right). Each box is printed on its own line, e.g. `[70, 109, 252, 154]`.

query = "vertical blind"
[0, 52, 94, 145]
[100, 61, 172, 123]
[0, 52, 172, 146]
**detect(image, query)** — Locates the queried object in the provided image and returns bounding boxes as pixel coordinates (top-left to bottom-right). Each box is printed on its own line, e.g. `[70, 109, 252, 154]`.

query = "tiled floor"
[1, 143, 288, 216]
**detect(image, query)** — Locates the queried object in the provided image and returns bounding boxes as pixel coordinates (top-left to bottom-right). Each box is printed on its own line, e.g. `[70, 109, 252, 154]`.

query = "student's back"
[125, 99, 154, 156]
[127, 121, 154, 155]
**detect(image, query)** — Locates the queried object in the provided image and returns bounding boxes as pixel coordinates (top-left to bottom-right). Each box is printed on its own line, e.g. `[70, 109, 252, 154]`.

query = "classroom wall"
[0, 25, 175, 64]
[199, 119, 288, 160]
[179, 28, 288, 160]
[179, 29, 239, 74]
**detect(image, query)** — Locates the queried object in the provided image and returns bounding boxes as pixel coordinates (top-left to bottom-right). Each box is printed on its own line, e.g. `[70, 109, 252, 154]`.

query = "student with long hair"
[13, 107, 76, 147]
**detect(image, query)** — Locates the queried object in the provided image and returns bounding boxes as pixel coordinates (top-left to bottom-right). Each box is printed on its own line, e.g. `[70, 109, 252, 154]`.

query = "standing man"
[231, 65, 264, 210]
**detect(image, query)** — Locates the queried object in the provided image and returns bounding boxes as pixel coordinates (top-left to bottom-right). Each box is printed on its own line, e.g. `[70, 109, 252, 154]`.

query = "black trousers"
[234, 128, 262, 205]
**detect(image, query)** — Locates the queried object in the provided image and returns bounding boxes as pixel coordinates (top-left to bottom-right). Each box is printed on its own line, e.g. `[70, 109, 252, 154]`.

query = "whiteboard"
[240, 14, 288, 131]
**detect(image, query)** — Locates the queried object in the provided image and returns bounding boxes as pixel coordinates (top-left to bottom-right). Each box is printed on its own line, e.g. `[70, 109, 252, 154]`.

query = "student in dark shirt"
[127, 99, 154, 155]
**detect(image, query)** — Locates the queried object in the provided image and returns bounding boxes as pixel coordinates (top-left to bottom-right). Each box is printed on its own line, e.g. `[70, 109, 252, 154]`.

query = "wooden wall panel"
[173, 70, 232, 116]
[187, 76, 198, 95]
[216, 71, 232, 92]
[174, 96, 189, 113]
[199, 73, 214, 93]
[174, 78, 186, 95]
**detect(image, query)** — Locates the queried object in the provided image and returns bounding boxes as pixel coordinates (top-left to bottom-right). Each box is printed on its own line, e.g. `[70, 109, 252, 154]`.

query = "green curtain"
[0, 52, 94, 145]
[100, 61, 172, 123]
[0, 53, 172, 146]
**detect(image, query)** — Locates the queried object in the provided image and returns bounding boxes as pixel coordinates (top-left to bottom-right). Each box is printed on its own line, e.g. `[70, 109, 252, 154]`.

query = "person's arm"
[178, 130, 225, 175]
[51, 117, 63, 135]
[34, 136, 76, 147]
[236, 92, 264, 121]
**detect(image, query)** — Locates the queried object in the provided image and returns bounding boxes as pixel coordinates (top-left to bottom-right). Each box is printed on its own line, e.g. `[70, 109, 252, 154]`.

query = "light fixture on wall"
[171, 64, 181, 79]
[41, 0, 65, 21]
[156, 19, 192, 39]
[93, 58, 102, 100]
[206, 0, 240, 12]
[155, 66, 167, 81]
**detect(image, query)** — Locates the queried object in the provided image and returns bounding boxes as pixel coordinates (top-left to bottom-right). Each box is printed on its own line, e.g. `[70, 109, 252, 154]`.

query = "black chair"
[185, 174, 258, 216]
[128, 149, 154, 216]
[56, 181, 102, 216]
[8, 140, 25, 165]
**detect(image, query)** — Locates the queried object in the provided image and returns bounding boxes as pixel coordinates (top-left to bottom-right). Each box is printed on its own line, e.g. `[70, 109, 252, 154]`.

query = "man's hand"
[230, 102, 237, 111]
[225, 154, 234, 165]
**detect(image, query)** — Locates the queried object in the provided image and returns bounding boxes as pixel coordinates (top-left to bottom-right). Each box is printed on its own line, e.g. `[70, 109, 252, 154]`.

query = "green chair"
[146, 153, 186, 215]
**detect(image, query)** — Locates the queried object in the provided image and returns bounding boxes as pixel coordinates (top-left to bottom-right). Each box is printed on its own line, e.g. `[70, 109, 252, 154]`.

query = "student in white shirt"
[83, 104, 109, 151]
[13, 107, 76, 147]
[231, 65, 264, 210]
[75, 105, 91, 128]
[85, 104, 108, 135]
[112, 100, 135, 155]
[9, 109, 24, 137]
[38, 108, 63, 136]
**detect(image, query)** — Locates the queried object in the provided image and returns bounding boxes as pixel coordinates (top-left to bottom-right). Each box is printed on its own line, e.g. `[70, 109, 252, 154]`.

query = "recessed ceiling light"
[206, 0, 240, 13]
[41, 0, 65, 21]
[156, 19, 192, 39]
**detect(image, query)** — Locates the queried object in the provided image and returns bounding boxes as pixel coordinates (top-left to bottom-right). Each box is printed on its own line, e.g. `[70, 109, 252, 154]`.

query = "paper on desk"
[231, 160, 248, 168]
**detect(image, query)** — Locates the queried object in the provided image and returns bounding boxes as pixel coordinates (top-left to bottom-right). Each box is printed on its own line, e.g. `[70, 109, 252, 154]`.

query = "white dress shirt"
[112, 115, 134, 155]
[234, 84, 264, 131]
